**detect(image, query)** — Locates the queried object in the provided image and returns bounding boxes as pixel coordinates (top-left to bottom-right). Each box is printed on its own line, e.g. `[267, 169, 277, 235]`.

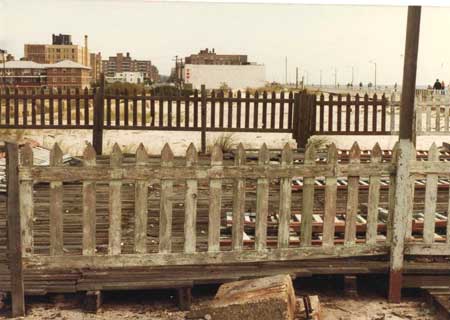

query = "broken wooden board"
[187, 274, 296, 320]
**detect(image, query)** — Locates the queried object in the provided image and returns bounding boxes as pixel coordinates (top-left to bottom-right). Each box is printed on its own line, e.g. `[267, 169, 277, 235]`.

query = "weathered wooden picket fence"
[3, 139, 450, 314]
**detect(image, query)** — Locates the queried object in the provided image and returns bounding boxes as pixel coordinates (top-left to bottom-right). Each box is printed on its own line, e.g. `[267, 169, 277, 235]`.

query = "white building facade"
[183, 64, 266, 90]
[106, 71, 144, 84]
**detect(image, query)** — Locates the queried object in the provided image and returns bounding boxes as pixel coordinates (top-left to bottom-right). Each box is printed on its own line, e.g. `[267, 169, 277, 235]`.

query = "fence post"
[201, 84, 207, 154]
[296, 93, 315, 149]
[292, 93, 300, 146]
[6, 142, 25, 317]
[92, 73, 105, 155]
[388, 139, 412, 303]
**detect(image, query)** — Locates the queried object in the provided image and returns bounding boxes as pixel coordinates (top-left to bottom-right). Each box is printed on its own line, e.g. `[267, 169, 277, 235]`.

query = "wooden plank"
[219, 91, 224, 129]
[20, 143, 34, 256]
[372, 94, 378, 132]
[344, 142, 360, 245]
[390, 93, 396, 133]
[423, 143, 439, 244]
[115, 89, 120, 127]
[253, 91, 259, 129]
[328, 94, 333, 132]
[300, 144, 316, 246]
[134, 144, 149, 254]
[389, 139, 413, 303]
[83, 88, 89, 126]
[108, 143, 123, 255]
[381, 94, 387, 133]
[363, 94, 369, 132]
[345, 94, 351, 132]
[6, 143, 25, 317]
[76, 88, 81, 126]
[50, 144, 64, 256]
[322, 144, 338, 247]
[336, 94, 342, 132]
[426, 101, 432, 132]
[14, 88, 19, 126]
[279, 91, 285, 129]
[57, 88, 63, 125]
[24, 162, 396, 182]
[82, 144, 97, 256]
[159, 144, 174, 253]
[366, 143, 381, 244]
[24, 244, 390, 269]
[184, 144, 198, 254]
[232, 144, 246, 251]
[406, 144, 417, 239]
[40, 88, 45, 126]
[141, 91, 147, 127]
[354, 94, 360, 132]
[227, 90, 233, 128]
[210, 90, 216, 129]
[237, 90, 242, 129]
[208, 145, 223, 252]
[270, 91, 276, 129]
[262, 91, 267, 129]
[255, 144, 270, 252]
[278, 144, 293, 248]
[387, 142, 399, 243]
[245, 91, 250, 129]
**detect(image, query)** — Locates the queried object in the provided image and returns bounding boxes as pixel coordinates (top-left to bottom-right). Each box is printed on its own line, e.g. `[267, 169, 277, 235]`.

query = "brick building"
[0, 60, 91, 89]
[24, 34, 90, 67]
[102, 52, 159, 83]
[89, 52, 102, 83]
[184, 48, 248, 65]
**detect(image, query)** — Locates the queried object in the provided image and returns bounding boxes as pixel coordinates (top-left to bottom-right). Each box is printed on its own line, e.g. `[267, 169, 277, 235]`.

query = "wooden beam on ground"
[177, 287, 192, 311]
[84, 290, 102, 313]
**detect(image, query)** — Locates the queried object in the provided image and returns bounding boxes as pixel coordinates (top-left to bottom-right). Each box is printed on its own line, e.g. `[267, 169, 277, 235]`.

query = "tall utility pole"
[370, 60, 377, 89]
[296, 67, 299, 88]
[320, 70, 322, 88]
[352, 66, 354, 86]
[388, 5, 421, 304]
[334, 68, 337, 87]
[285, 56, 288, 85]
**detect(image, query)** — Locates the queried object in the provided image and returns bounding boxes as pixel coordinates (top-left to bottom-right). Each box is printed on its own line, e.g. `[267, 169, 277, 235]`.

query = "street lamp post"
[370, 60, 377, 89]
[319, 69, 322, 88]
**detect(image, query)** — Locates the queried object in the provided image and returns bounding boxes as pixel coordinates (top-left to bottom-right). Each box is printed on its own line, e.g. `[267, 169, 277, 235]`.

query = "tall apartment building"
[89, 52, 102, 83]
[102, 52, 159, 83]
[184, 48, 248, 65]
[24, 34, 90, 67]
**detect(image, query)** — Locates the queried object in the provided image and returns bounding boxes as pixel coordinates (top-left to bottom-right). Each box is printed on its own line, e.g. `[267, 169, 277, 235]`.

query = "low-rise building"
[0, 60, 91, 89]
[183, 64, 266, 90]
[185, 48, 248, 65]
[106, 71, 144, 84]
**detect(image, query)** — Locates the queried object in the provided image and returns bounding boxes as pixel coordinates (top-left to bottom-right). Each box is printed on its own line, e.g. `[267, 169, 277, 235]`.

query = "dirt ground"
[0, 281, 438, 320]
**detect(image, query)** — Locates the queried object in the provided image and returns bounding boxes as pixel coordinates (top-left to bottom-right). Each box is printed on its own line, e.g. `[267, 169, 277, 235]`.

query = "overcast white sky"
[1, 0, 449, 86]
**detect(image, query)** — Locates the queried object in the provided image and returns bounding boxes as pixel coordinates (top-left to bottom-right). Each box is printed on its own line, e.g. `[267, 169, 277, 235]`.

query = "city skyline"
[2, 1, 450, 86]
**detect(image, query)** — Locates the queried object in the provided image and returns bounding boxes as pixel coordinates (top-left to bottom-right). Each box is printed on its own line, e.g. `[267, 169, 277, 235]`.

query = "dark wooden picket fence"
[0, 85, 395, 153]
